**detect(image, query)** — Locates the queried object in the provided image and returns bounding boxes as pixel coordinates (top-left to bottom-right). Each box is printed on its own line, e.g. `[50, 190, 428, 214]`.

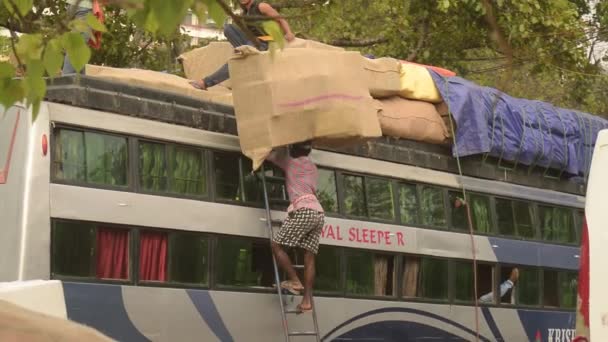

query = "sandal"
[189, 80, 207, 90]
[280, 280, 303, 295]
[296, 303, 313, 314]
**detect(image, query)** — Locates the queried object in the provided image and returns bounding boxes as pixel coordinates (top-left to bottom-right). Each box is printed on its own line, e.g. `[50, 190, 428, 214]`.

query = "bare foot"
[296, 303, 312, 314]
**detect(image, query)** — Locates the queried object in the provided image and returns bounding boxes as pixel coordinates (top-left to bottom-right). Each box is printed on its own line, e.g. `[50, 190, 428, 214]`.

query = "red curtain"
[139, 231, 168, 282]
[96, 228, 129, 279]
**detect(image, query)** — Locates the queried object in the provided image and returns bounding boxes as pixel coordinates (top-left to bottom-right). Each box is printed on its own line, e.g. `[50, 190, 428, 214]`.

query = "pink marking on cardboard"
[279, 94, 364, 108]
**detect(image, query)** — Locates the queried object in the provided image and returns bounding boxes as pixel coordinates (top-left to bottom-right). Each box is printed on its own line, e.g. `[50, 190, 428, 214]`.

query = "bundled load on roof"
[86, 35, 608, 177]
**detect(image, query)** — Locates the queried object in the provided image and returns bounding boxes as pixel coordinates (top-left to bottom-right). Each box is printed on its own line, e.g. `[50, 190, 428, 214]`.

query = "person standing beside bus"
[266, 141, 324, 314]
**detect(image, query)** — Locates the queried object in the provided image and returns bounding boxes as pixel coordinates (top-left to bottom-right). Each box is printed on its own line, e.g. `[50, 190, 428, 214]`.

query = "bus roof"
[44, 75, 585, 196]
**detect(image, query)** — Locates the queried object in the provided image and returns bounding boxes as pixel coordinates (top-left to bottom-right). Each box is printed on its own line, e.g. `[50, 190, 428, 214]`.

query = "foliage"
[0, 0, 283, 120]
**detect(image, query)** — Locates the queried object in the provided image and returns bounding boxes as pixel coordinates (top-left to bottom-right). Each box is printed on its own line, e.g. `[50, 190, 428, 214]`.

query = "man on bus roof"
[190, 0, 296, 91]
[266, 141, 324, 314]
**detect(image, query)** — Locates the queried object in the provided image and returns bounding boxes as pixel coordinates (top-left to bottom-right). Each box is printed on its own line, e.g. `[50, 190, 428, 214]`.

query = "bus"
[0, 76, 584, 341]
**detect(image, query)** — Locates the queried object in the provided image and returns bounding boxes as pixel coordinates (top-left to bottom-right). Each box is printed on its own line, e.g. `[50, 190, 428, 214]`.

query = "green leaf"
[0, 79, 25, 110]
[15, 34, 43, 61]
[25, 60, 45, 121]
[262, 20, 285, 50]
[69, 18, 91, 33]
[14, 0, 33, 16]
[43, 39, 63, 77]
[0, 62, 15, 79]
[62, 32, 91, 73]
[86, 12, 107, 32]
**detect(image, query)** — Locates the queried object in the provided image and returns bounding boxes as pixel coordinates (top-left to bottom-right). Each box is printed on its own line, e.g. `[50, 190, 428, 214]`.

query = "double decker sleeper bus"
[0, 76, 584, 342]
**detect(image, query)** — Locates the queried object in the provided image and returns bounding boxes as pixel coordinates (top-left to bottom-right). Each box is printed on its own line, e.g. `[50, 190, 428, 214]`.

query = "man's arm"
[266, 146, 289, 169]
[258, 2, 295, 42]
[479, 280, 514, 303]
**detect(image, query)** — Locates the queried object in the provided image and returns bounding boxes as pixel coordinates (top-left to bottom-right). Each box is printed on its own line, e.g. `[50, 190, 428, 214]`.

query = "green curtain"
[471, 194, 491, 233]
[514, 201, 535, 238]
[170, 146, 205, 195]
[517, 268, 540, 305]
[56, 130, 85, 181]
[559, 272, 577, 309]
[453, 261, 474, 301]
[495, 199, 516, 236]
[541, 207, 574, 243]
[139, 142, 167, 192]
[366, 178, 394, 220]
[399, 184, 418, 225]
[420, 258, 448, 299]
[420, 187, 446, 227]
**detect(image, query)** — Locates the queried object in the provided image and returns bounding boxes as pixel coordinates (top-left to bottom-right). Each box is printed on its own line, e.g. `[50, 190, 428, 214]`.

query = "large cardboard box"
[178, 42, 234, 88]
[86, 65, 233, 107]
[229, 46, 381, 169]
[285, 38, 344, 51]
[363, 57, 401, 98]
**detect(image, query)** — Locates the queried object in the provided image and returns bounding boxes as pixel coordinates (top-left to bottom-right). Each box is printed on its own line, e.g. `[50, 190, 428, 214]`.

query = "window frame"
[343, 247, 399, 300]
[51, 124, 132, 192]
[536, 203, 578, 245]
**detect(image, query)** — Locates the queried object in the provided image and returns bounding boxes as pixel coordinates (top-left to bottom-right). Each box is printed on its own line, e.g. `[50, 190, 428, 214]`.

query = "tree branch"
[328, 37, 388, 47]
[406, 19, 429, 61]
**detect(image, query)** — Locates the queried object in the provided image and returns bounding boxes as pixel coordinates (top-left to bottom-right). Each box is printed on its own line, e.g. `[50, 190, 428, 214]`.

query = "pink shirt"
[266, 148, 324, 213]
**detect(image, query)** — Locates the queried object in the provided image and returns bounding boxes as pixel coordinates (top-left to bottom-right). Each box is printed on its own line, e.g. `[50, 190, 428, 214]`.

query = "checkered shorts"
[273, 208, 325, 254]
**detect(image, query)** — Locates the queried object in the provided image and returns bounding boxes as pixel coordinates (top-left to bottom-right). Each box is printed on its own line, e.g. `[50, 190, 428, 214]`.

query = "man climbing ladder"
[266, 141, 324, 314]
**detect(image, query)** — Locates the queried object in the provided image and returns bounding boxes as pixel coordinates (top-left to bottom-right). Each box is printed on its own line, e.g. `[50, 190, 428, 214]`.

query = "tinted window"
[54, 129, 128, 186]
[215, 237, 273, 288]
[453, 261, 474, 301]
[496, 199, 535, 238]
[315, 246, 341, 292]
[495, 198, 515, 236]
[543, 269, 559, 307]
[241, 157, 262, 203]
[345, 250, 395, 297]
[518, 268, 540, 306]
[398, 183, 418, 225]
[420, 186, 446, 227]
[169, 232, 208, 285]
[214, 152, 242, 201]
[52, 221, 95, 277]
[539, 206, 575, 243]
[419, 257, 449, 300]
[560, 271, 577, 309]
[514, 201, 535, 238]
[469, 194, 491, 233]
[343, 175, 366, 217]
[317, 168, 338, 213]
[366, 178, 395, 221]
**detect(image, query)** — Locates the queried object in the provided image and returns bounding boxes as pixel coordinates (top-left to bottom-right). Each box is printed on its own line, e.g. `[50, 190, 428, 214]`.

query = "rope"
[443, 77, 480, 342]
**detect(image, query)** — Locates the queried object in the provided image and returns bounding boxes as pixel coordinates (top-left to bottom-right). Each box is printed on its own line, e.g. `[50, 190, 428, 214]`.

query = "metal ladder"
[259, 166, 321, 342]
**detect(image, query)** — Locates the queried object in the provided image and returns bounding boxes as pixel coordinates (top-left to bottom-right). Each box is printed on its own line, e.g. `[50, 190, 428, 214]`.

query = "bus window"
[398, 183, 419, 225]
[453, 261, 493, 303]
[139, 141, 168, 192]
[420, 186, 446, 228]
[496, 199, 535, 239]
[139, 230, 168, 282]
[543, 269, 560, 307]
[469, 194, 491, 234]
[168, 145, 207, 196]
[345, 249, 395, 297]
[449, 191, 467, 231]
[559, 271, 577, 309]
[342, 174, 366, 217]
[214, 152, 242, 201]
[215, 237, 274, 288]
[418, 257, 449, 300]
[53, 128, 128, 186]
[52, 220, 96, 278]
[314, 246, 341, 293]
[169, 232, 209, 285]
[365, 177, 395, 221]
[539, 206, 576, 244]
[517, 267, 540, 306]
[317, 168, 338, 213]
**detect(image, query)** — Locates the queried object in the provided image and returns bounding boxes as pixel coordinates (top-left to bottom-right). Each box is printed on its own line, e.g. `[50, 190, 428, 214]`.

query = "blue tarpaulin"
[430, 70, 608, 177]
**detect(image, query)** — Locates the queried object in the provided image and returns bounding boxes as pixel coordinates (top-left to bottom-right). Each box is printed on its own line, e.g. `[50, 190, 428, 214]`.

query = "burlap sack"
[378, 96, 449, 144]
[178, 42, 234, 88]
[285, 38, 344, 51]
[229, 46, 381, 169]
[85, 64, 233, 107]
[363, 57, 401, 98]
